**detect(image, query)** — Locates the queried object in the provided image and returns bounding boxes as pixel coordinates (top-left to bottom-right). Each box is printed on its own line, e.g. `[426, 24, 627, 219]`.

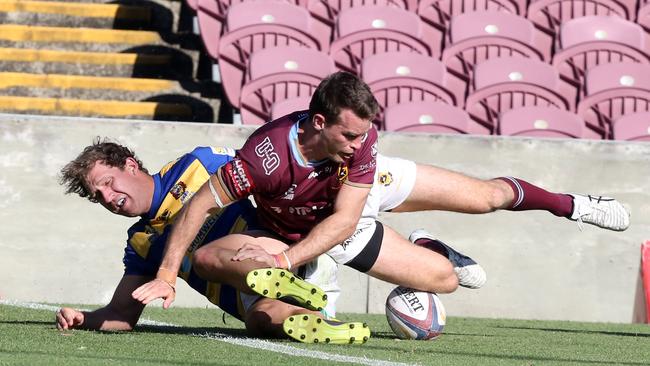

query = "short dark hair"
[59, 137, 147, 200]
[309, 71, 379, 124]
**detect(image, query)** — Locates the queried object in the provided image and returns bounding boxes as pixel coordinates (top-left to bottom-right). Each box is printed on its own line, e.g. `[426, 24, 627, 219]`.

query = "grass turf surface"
[1, 303, 649, 365]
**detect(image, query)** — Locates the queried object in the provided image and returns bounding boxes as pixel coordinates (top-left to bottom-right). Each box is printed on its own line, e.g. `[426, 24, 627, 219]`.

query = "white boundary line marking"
[1, 300, 418, 366]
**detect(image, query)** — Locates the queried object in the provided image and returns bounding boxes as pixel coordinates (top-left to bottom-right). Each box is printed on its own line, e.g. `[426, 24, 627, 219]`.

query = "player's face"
[320, 109, 372, 163]
[85, 159, 150, 217]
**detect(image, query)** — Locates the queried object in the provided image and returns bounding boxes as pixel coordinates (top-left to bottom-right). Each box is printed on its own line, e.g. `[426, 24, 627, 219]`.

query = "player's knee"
[485, 179, 513, 212]
[245, 308, 277, 338]
[192, 247, 223, 278]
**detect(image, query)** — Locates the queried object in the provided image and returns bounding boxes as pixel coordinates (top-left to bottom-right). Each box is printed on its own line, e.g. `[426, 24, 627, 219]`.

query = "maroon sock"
[497, 177, 574, 217]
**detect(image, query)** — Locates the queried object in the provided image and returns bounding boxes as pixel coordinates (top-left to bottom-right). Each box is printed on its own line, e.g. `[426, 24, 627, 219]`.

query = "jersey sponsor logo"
[227, 158, 252, 196]
[337, 165, 349, 182]
[282, 184, 297, 200]
[358, 160, 376, 174]
[378, 171, 393, 186]
[255, 136, 280, 175]
[288, 203, 329, 216]
[289, 206, 311, 216]
[170, 181, 187, 200]
[271, 206, 282, 213]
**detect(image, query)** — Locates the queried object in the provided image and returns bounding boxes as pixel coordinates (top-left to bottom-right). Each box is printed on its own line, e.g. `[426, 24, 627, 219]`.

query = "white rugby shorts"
[328, 154, 417, 265]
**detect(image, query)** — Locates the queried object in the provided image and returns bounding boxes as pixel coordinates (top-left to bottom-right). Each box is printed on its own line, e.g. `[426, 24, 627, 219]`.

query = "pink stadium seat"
[384, 100, 488, 134]
[527, 0, 631, 55]
[552, 16, 650, 109]
[417, 0, 524, 55]
[465, 56, 571, 133]
[217, 1, 322, 109]
[329, 5, 432, 74]
[239, 46, 335, 125]
[577, 62, 650, 138]
[361, 51, 458, 128]
[441, 11, 546, 101]
[499, 106, 593, 139]
[307, 0, 414, 49]
[186, 0, 199, 11]
[197, 0, 309, 60]
[639, 1, 650, 34]
[612, 112, 650, 141]
[270, 96, 312, 120]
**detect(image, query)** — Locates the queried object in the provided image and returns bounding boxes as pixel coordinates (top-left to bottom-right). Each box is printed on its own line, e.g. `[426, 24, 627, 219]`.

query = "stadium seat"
[639, 1, 650, 34]
[197, 0, 310, 60]
[611, 112, 650, 141]
[552, 16, 650, 110]
[527, 0, 631, 55]
[239, 46, 335, 125]
[441, 11, 546, 102]
[329, 5, 432, 74]
[417, 0, 525, 55]
[217, 0, 322, 109]
[499, 106, 594, 139]
[307, 0, 414, 50]
[186, 0, 199, 11]
[577, 62, 650, 138]
[384, 100, 489, 134]
[270, 96, 312, 120]
[361, 51, 458, 128]
[465, 56, 571, 133]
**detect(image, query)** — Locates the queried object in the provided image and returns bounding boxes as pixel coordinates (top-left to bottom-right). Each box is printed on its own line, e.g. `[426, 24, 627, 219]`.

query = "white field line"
[1, 300, 418, 366]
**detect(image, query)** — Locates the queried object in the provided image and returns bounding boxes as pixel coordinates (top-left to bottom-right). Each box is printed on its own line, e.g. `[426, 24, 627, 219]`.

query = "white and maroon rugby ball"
[385, 286, 446, 340]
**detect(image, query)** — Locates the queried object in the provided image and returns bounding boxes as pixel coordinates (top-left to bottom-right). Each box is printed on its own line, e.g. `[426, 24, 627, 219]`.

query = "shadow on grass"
[496, 325, 650, 338]
[135, 324, 249, 338]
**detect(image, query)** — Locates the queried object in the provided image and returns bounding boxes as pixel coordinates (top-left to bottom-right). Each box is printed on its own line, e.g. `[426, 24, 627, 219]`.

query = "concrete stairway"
[0, 0, 220, 122]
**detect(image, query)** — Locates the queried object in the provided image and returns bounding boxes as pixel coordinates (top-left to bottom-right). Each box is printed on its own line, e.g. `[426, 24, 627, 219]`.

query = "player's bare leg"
[394, 164, 629, 231]
[193, 232, 329, 310]
[192, 231, 287, 291]
[392, 164, 513, 213]
[245, 298, 320, 338]
[366, 225, 460, 293]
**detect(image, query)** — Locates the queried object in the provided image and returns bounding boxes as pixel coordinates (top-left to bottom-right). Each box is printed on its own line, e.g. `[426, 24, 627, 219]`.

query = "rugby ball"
[385, 286, 446, 340]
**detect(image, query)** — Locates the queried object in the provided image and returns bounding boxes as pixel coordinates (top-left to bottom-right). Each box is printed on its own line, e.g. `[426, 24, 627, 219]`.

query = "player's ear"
[124, 157, 138, 174]
[312, 113, 326, 132]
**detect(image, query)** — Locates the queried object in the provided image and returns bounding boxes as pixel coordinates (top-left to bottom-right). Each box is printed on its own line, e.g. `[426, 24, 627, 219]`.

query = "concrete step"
[0, 95, 194, 120]
[0, 0, 151, 29]
[0, 47, 195, 79]
[0, 24, 162, 47]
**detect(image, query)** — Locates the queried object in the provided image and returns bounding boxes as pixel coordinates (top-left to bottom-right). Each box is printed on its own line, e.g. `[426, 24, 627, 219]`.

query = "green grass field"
[1, 302, 649, 366]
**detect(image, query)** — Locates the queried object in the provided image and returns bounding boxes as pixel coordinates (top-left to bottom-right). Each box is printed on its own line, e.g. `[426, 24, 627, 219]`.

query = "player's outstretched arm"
[57, 275, 149, 331]
[132, 175, 235, 307]
[287, 183, 370, 267]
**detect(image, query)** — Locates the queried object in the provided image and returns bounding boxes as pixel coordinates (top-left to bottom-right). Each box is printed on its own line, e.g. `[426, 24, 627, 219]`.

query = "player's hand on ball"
[56, 307, 84, 330]
[132, 279, 176, 309]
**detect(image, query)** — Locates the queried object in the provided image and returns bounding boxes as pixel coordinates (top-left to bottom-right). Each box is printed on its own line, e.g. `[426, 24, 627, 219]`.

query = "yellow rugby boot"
[246, 268, 328, 311]
[283, 314, 370, 344]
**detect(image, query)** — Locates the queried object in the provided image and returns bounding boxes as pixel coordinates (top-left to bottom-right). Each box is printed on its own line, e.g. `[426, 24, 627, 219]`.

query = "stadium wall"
[1, 114, 649, 323]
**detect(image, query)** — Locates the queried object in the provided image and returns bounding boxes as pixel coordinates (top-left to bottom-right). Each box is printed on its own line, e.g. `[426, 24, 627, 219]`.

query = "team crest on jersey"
[337, 166, 349, 182]
[170, 181, 187, 200]
[378, 171, 393, 186]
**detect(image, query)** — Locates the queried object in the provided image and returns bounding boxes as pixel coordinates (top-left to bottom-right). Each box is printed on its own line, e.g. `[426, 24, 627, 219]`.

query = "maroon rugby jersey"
[217, 110, 378, 242]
